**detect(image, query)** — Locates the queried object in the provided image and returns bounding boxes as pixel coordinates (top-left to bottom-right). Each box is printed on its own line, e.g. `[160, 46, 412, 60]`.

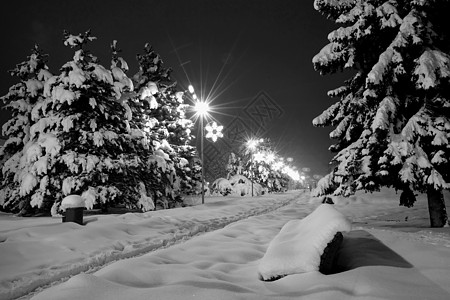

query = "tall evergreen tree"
[0, 30, 157, 215]
[109, 40, 156, 212]
[132, 43, 199, 207]
[43, 30, 153, 214]
[312, 0, 450, 227]
[0, 45, 52, 215]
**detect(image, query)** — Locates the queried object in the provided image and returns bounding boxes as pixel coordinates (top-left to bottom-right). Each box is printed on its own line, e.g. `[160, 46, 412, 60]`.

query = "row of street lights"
[246, 138, 303, 192]
[187, 84, 303, 202]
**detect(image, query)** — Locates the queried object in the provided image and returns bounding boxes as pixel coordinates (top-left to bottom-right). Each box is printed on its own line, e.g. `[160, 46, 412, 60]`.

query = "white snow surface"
[60, 195, 85, 211]
[258, 204, 351, 280]
[1, 189, 450, 300]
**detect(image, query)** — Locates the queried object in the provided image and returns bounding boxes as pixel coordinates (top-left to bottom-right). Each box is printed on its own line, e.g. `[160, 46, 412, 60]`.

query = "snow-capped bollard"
[61, 195, 85, 225]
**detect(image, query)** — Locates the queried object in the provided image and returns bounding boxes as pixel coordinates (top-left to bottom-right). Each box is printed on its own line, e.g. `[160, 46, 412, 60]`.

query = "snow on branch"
[313, 102, 340, 127]
[371, 96, 397, 131]
[312, 173, 335, 197]
[414, 49, 450, 89]
[63, 31, 96, 48]
[366, 48, 394, 85]
[65, 62, 86, 88]
[402, 111, 427, 141]
[399, 159, 415, 184]
[38, 133, 61, 158]
[327, 86, 348, 98]
[415, 145, 432, 169]
[329, 5, 374, 43]
[51, 85, 77, 105]
[399, 12, 422, 44]
[30, 117, 62, 139]
[430, 126, 448, 146]
[92, 64, 113, 85]
[314, 0, 356, 20]
[19, 173, 38, 197]
[312, 42, 348, 73]
[330, 115, 351, 139]
[427, 170, 450, 189]
[376, 2, 402, 29]
[336, 3, 362, 23]
[25, 79, 44, 97]
[431, 150, 447, 164]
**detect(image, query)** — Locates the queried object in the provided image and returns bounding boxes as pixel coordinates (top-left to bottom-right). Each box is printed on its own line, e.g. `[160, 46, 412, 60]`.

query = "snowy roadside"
[29, 190, 450, 300]
[0, 191, 301, 300]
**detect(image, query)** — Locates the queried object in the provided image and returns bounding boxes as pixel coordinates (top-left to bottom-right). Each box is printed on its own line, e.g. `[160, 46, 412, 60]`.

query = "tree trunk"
[427, 188, 448, 228]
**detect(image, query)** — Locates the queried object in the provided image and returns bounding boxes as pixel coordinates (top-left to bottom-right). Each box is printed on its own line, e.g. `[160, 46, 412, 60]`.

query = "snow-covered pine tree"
[109, 40, 156, 212]
[0, 45, 52, 215]
[132, 43, 199, 207]
[157, 78, 199, 199]
[8, 30, 155, 215]
[225, 152, 241, 179]
[312, 0, 450, 227]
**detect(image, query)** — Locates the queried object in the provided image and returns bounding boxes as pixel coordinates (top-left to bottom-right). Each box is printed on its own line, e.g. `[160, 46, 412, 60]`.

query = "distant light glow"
[282, 165, 300, 181]
[188, 85, 195, 94]
[253, 152, 265, 162]
[247, 139, 259, 150]
[272, 161, 284, 171]
[266, 153, 275, 163]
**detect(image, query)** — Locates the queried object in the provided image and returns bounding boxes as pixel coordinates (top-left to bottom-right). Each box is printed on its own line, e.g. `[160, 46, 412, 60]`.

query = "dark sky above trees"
[0, 0, 347, 176]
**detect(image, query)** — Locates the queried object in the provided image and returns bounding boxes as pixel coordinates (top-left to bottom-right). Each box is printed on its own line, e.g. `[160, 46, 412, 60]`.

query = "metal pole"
[200, 116, 205, 204]
[251, 153, 254, 197]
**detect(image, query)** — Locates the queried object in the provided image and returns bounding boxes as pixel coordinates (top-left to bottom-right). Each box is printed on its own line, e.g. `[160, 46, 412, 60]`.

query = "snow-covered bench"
[258, 204, 352, 281]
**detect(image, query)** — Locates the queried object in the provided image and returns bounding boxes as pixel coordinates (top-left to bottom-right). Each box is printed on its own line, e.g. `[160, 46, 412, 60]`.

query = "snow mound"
[258, 204, 352, 280]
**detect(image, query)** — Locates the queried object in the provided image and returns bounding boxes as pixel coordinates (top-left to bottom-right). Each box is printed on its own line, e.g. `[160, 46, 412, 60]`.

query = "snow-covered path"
[2, 189, 450, 299]
[30, 191, 450, 300]
[1, 192, 299, 300]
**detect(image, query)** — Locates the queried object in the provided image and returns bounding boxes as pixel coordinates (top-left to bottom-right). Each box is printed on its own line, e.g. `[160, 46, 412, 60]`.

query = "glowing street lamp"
[194, 100, 208, 115]
[189, 84, 209, 204]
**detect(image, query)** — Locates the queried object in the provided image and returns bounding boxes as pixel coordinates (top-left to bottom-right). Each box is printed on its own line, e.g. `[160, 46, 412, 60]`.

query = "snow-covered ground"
[1, 189, 450, 299]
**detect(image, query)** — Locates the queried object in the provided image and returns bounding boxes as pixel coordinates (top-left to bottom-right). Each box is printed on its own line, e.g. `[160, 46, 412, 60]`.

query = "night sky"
[0, 0, 349, 177]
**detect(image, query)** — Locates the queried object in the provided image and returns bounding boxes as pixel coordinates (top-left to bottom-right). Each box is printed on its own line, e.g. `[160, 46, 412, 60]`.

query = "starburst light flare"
[195, 101, 209, 116]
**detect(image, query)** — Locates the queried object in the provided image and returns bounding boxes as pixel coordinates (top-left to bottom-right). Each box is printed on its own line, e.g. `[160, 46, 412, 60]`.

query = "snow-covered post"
[60, 195, 85, 225]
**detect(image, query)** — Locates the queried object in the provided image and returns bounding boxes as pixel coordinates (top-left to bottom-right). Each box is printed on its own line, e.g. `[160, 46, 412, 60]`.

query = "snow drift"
[258, 204, 352, 280]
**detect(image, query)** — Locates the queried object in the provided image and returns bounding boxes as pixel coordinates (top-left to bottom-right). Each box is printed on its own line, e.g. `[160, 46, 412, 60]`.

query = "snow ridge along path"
[0, 192, 300, 300]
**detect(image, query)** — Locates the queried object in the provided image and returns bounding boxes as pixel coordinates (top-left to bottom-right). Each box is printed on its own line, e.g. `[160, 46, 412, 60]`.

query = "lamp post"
[189, 85, 209, 204]
[200, 113, 205, 204]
